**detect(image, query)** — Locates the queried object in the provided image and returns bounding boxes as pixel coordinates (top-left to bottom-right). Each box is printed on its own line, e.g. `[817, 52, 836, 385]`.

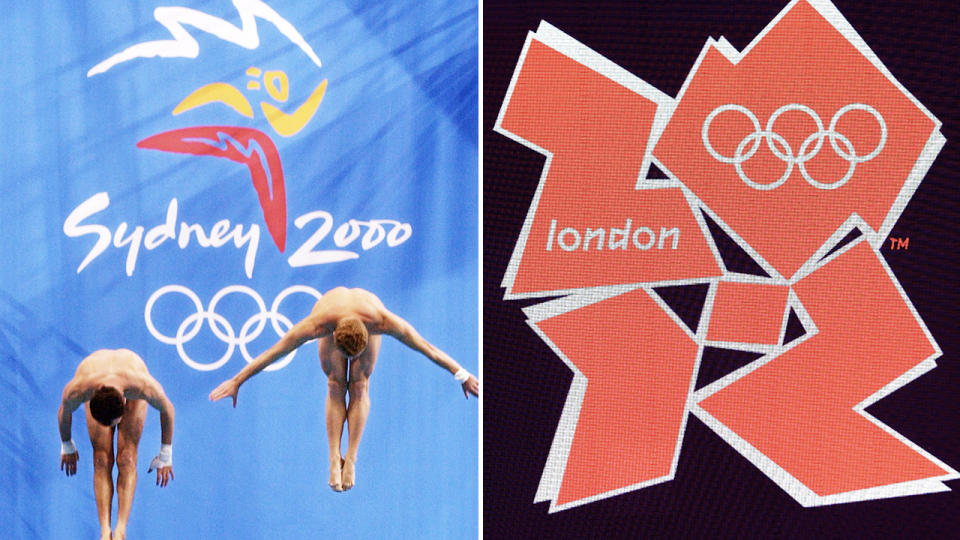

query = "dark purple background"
[483, 1, 960, 537]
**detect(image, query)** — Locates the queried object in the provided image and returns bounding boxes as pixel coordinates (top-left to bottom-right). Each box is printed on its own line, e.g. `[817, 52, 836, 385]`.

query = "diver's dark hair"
[89, 386, 125, 426]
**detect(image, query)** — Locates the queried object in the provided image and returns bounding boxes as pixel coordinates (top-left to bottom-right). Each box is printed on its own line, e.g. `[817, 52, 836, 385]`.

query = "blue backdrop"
[1, 1, 477, 538]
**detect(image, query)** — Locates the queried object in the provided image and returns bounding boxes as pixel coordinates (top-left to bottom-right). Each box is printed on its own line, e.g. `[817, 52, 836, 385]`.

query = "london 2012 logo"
[496, 0, 956, 511]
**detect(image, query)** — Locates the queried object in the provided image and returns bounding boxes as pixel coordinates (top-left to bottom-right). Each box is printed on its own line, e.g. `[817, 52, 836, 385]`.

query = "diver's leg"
[342, 335, 380, 490]
[86, 405, 115, 540]
[114, 399, 147, 540]
[320, 336, 349, 491]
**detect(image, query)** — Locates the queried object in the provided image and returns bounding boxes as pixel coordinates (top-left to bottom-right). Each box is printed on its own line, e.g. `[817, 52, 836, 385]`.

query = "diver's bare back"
[69, 349, 152, 395]
[309, 287, 391, 334]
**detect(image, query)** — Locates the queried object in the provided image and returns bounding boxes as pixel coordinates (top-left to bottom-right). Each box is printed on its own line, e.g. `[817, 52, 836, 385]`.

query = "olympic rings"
[702, 103, 886, 190]
[145, 284, 323, 371]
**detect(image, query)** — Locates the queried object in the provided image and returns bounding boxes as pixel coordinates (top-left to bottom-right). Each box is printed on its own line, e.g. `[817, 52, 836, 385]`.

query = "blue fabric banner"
[1, 1, 477, 538]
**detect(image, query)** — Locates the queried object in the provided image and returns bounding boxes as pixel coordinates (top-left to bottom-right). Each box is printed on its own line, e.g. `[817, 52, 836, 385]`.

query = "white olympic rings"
[702, 103, 886, 190]
[145, 284, 323, 371]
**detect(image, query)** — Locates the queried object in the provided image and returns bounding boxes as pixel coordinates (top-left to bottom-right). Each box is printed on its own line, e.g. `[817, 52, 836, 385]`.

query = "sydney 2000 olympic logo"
[497, 0, 956, 511]
[63, 1, 411, 371]
[65, 0, 411, 279]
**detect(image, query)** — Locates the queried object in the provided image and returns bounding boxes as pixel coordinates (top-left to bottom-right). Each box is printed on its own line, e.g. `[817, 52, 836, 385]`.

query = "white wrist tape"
[150, 444, 173, 471]
[453, 368, 470, 383]
[61, 439, 77, 455]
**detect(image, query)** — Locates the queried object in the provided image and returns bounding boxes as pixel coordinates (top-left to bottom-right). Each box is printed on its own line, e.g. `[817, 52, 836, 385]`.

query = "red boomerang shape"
[137, 126, 287, 251]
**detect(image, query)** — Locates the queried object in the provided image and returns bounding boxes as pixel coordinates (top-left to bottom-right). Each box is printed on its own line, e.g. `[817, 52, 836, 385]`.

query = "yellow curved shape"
[264, 70, 289, 102]
[261, 79, 328, 137]
[173, 83, 254, 118]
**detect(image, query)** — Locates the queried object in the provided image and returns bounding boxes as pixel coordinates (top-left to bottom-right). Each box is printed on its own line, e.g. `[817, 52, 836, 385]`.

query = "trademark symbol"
[888, 237, 910, 250]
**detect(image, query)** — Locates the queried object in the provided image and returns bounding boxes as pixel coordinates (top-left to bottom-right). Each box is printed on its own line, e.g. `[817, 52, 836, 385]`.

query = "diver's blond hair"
[335, 317, 368, 357]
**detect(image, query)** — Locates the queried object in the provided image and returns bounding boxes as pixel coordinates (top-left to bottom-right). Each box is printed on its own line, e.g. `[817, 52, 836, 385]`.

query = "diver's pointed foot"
[342, 458, 356, 491]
